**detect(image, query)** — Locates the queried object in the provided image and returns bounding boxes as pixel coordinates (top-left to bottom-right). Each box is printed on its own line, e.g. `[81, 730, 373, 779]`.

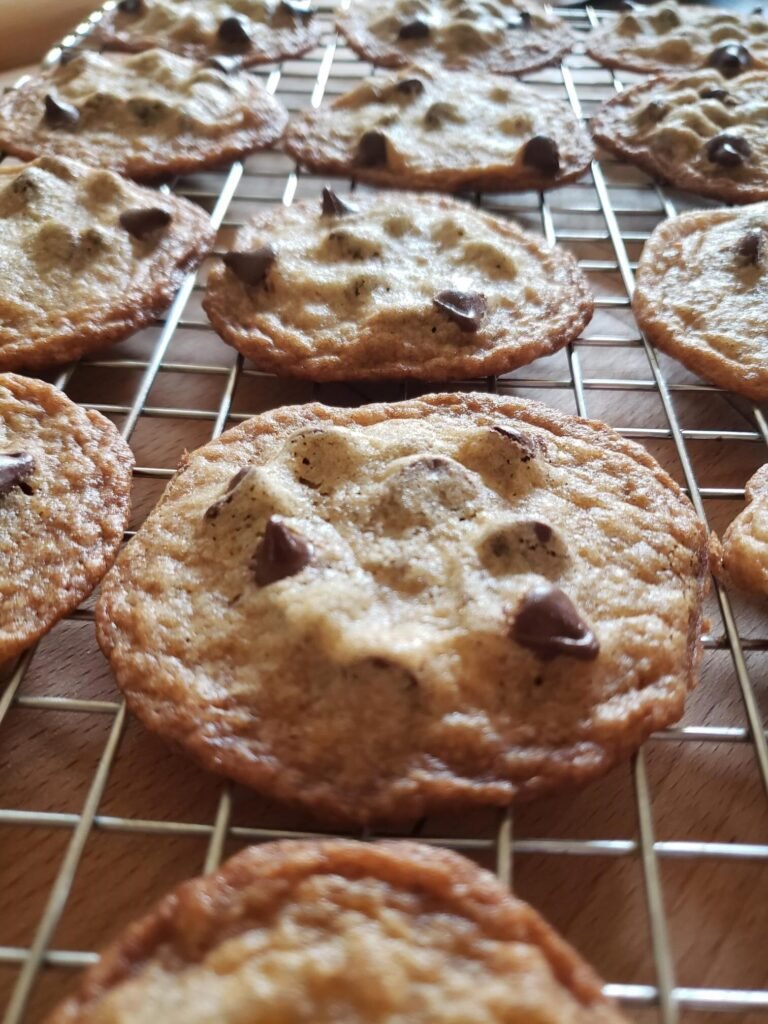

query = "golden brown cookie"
[45, 840, 628, 1024]
[590, 69, 768, 204]
[203, 189, 593, 381]
[633, 203, 768, 402]
[283, 65, 594, 193]
[717, 465, 768, 596]
[95, 392, 708, 824]
[587, 1, 768, 76]
[96, 0, 322, 67]
[337, 0, 574, 75]
[0, 373, 133, 664]
[0, 156, 215, 372]
[0, 49, 288, 182]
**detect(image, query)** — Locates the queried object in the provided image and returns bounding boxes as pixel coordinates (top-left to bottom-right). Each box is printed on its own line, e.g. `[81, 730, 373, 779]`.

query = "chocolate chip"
[218, 15, 252, 46]
[491, 425, 538, 461]
[321, 187, 358, 216]
[117, 0, 143, 11]
[533, 521, 552, 543]
[223, 244, 276, 286]
[394, 77, 425, 97]
[707, 42, 752, 77]
[705, 132, 752, 167]
[119, 207, 172, 240]
[507, 9, 532, 26]
[700, 87, 730, 102]
[205, 467, 251, 519]
[0, 452, 35, 497]
[356, 130, 388, 167]
[58, 48, 79, 65]
[522, 134, 560, 175]
[280, 0, 314, 18]
[433, 290, 487, 333]
[43, 92, 79, 128]
[252, 516, 311, 586]
[639, 99, 669, 123]
[512, 583, 599, 661]
[735, 228, 764, 265]
[207, 55, 243, 74]
[398, 17, 430, 39]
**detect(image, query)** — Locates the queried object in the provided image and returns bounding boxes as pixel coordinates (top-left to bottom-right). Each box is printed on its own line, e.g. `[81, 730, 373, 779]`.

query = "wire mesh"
[0, 2, 767, 1022]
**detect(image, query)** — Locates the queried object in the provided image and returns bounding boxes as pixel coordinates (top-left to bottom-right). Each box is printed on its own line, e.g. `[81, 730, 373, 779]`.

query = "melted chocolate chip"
[280, 0, 314, 18]
[522, 134, 560, 175]
[356, 130, 388, 167]
[0, 452, 35, 497]
[705, 132, 752, 167]
[433, 290, 487, 333]
[119, 207, 172, 240]
[700, 86, 730, 102]
[223, 244, 276, 286]
[491, 425, 538, 461]
[398, 17, 430, 39]
[395, 77, 425, 97]
[640, 99, 669, 123]
[512, 583, 599, 661]
[117, 0, 143, 12]
[207, 54, 243, 74]
[43, 92, 79, 128]
[707, 42, 752, 77]
[532, 521, 552, 543]
[735, 228, 764, 265]
[218, 14, 252, 46]
[204, 466, 251, 519]
[321, 187, 358, 216]
[252, 517, 311, 586]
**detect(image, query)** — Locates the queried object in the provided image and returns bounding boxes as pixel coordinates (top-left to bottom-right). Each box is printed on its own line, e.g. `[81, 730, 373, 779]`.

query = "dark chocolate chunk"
[252, 516, 311, 586]
[707, 42, 752, 77]
[0, 452, 35, 497]
[207, 54, 243, 74]
[117, 0, 143, 12]
[394, 77, 425, 97]
[491, 425, 538, 461]
[700, 86, 730, 102]
[119, 207, 172, 240]
[512, 583, 599, 661]
[705, 132, 752, 167]
[43, 92, 79, 128]
[398, 17, 430, 39]
[223, 244, 276, 286]
[356, 130, 388, 167]
[280, 0, 314, 18]
[433, 290, 487, 333]
[321, 187, 358, 216]
[735, 228, 764, 265]
[218, 15, 252, 46]
[522, 134, 560, 175]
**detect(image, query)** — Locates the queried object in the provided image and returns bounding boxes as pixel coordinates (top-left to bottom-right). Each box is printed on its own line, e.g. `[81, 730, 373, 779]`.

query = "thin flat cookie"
[96, 393, 708, 825]
[0, 156, 215, 372]
[717, 465, 768, 596]
[587, 1, 768, 77]
[283, 65, 594, 192]
[337, 0, 575, 75]
[96, 0, 322, 67]
[203, 189, 593, 380]
[1, 373, 133, 664]
[633, 203, 768, 401]
[590, 69, 768, 204]
[0, 49, 287, 181]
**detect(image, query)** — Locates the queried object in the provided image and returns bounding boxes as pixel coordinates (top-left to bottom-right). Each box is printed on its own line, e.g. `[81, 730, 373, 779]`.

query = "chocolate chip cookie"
[587, 1, 768, 76]
[283, 66, 594, 192]
[97, 0, 322, 67]
[0, 156, 214, 372]
[716, 465, 768, 596]
[0, 49, 288, 181]
[0, 373, 133, 664]
[337, 0, 575, 75]
[590, 69, 768, 204]
[95, 392, 708, 824]
[203, 190, 593, 381]
[633, 204, 768, 401]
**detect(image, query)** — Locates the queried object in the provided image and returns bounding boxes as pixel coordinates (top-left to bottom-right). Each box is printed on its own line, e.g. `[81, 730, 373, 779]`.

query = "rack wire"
[1, 2, 767, 1022]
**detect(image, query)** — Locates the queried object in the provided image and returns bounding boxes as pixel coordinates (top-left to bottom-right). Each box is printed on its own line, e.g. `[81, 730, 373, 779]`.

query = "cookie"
[717, 466, 768, 596]
[0, 374, 133, 664]
[96, 0, 322, 67]
[337, 0, 574, 75]
[590, 69, 768, 205]
[633, 203, 768, 402]
[283, 65, 594, 192]
[587, 1, 768, 76]
[0, 156, 215, 372]
[203, 189, 593, 381]
[0, 49, 288, 182]
[95, 392, 708, 824]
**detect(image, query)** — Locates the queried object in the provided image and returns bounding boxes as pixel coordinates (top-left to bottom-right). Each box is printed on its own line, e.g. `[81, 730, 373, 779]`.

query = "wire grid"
[0, 3, 767, 1022]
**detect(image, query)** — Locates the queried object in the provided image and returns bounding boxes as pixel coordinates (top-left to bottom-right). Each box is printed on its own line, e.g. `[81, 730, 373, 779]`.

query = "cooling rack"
[1, 2, 767, 1022]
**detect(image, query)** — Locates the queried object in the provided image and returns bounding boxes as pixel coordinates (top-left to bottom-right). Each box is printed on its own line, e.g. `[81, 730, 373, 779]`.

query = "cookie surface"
[0, 157, 214, 372]
[97, 0, 322, 67]
[587, 1, 768, 76]
[590, 69, 768, 204]
[283, 65, 594, 192]
[203, 190, 593, 380]
[718, 465, 768, 596]
[337, 0, 574, 75]
[0, 374, 133, 664]
[96, 393, 708, 824]
[46, 840, 627, 1024]
[0, 49, 287, 181]
[633, 203, 768, 402]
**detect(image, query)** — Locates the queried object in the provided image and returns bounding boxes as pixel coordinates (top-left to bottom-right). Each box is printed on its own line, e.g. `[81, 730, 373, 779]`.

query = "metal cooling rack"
[1, 2, 767, 1022]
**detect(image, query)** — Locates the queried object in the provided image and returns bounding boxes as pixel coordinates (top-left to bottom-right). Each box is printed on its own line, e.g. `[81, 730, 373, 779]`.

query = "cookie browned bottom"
[45, 840, 628, 1023]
